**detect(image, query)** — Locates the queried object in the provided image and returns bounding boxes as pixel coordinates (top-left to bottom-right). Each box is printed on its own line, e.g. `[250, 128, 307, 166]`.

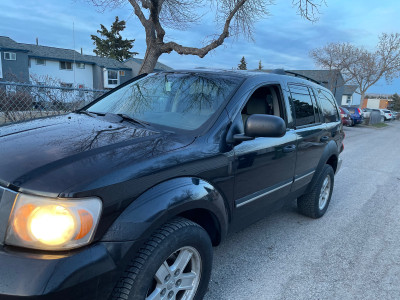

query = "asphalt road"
[204, 121, 400, 300]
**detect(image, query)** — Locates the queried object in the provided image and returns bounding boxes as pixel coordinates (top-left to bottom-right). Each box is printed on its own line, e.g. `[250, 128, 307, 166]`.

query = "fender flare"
[306, 140, 339, 193]
[100, 177, 229, 244]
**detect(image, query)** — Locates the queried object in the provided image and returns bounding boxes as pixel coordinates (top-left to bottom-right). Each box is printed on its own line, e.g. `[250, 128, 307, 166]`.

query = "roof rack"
[262, 69, 322, 85]
[283, 70, 322, 85]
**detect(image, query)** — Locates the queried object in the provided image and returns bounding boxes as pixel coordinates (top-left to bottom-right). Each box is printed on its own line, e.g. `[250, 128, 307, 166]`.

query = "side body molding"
[101, 177, 229, 243]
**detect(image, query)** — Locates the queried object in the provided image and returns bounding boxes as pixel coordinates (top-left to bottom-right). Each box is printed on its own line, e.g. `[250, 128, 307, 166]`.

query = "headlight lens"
[5, 193, 102, 251]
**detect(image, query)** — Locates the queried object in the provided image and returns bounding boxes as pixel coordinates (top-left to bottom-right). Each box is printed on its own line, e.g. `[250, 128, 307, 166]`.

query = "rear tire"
[111, 217, 213, 300]
[297, 165, 335, 219]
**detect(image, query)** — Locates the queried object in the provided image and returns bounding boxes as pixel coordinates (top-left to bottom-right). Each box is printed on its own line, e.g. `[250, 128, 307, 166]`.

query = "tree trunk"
[360, 92, 365, 108]
[139, 46, 162, 75]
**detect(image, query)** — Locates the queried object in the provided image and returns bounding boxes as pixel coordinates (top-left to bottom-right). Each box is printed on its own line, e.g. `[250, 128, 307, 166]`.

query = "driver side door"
[231, 84, 297, 231]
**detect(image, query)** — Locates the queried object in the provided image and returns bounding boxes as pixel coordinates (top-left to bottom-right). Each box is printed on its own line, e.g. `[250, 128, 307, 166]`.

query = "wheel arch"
[100, 177, 229, 245]
[178, 208, 222, 246]
[306, 141, 338, 193]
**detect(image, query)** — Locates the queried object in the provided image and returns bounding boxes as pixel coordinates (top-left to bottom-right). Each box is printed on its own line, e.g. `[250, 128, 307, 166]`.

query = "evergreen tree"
[391, 93, 400, 111]
[258, 60, 263, 70]
[91, 16, 138, 62]
[238, 56, 247, 70]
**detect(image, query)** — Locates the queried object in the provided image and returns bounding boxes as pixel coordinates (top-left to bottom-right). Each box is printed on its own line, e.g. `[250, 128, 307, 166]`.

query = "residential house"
[288, 69, 345, 104]
[0, 36, 133, 90]
[123, 57, 173, 76]
[361, 94, 393, 109]
[341, 85, 361, 106]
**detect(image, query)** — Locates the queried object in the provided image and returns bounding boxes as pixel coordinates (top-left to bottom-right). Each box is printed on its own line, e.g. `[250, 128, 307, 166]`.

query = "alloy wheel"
[146, 246, 202, 300]
[318, 175, 331, 210]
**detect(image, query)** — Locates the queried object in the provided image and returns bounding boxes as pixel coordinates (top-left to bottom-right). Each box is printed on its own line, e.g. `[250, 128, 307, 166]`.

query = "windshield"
[87, 73, 242, 131]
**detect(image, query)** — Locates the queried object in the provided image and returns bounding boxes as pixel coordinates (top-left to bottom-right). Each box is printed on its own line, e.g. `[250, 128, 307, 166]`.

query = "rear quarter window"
[317, 90, 340, 123]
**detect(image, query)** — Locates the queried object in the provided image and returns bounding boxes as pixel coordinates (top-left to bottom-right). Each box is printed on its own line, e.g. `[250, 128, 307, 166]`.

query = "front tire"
[297, 164, 335, 219]
[111, 218, 213, 300]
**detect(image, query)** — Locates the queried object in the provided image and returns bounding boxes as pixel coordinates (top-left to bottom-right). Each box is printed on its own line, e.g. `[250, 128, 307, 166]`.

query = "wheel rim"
[318, 175, 331, 210]
[146, 246, 202, 300]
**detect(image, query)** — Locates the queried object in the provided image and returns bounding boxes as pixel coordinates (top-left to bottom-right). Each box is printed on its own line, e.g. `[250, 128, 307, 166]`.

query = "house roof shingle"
[125, 57, 173, 71]
[288, 69, 344, 83]
[0, 36, 28, 51]
[343, 85, 358, 95]
[0, 36, 130, 70]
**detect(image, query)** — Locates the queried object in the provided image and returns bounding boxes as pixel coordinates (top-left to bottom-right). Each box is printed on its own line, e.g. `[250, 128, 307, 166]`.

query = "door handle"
[283, 145, 296, 153]
[320, 136, 330, 142]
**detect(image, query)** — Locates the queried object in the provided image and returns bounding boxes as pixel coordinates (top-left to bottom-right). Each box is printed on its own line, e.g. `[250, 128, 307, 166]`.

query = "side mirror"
[234, 114, 286, 141]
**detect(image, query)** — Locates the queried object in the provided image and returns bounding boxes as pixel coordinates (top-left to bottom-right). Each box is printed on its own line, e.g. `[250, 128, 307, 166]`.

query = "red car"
[340, 107, 353, 126]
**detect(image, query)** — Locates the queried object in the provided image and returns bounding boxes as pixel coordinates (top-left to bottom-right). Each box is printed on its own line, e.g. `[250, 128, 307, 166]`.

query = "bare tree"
[91, 0, 325, 74]
[310, 33, 400, 104]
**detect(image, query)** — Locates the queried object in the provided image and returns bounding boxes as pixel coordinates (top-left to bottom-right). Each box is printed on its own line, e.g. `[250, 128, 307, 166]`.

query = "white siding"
[366, 99, 381, 109]
[352, 93, 361, 105]
[29, 59, 93, 89]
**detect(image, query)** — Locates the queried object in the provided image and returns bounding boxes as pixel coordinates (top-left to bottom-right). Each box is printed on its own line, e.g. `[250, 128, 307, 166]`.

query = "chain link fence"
[0, 82, 107, 125]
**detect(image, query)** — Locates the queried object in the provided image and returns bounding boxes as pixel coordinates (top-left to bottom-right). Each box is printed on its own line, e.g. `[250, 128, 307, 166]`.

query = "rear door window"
[288, 84, 317, 127]
[317, 90, 340, 123]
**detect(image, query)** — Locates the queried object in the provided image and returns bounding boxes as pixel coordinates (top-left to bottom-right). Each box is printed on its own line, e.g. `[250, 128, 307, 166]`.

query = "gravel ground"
[204, 121, 400, 300]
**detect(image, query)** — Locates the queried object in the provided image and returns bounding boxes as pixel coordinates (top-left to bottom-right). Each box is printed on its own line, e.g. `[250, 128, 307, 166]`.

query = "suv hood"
[0, 114, 193, 196]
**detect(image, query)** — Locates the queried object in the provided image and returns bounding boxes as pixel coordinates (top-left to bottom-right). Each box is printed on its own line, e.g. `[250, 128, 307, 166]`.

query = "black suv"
[0, 70, 343, 300]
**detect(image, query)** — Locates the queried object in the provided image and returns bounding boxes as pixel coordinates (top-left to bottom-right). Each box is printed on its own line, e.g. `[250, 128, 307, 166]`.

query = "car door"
[231, 84, 297, 230]
[288, 83, 329, 191]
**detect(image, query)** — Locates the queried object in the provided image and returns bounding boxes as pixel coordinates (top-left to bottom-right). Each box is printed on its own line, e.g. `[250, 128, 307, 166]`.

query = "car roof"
[155, 69, 331, 93]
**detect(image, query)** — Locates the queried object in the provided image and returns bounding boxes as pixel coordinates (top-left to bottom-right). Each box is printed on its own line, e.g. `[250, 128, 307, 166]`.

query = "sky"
[0, 0, 399, 95]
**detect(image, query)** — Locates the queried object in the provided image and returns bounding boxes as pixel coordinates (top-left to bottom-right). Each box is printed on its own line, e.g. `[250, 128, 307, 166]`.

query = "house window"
[347, 95, 351, 103]
[108, 70, 118, 85]
[76, 63, 85, 69]
[119, 70, 125, 76]
[36, 58, 46, 65]
[4, 52, 16, 60]
[60, 61, 73, 70]
[6, 85, 17, 95]
[60, 82, 73, 89]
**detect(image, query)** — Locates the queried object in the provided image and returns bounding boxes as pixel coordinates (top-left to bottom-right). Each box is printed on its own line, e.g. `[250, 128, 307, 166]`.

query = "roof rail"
[262, 69, 322, 85]
[283, 70, 322, 85]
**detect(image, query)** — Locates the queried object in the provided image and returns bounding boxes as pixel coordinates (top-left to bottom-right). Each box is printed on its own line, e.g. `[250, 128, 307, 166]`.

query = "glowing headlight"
[5, 194, 102, 251]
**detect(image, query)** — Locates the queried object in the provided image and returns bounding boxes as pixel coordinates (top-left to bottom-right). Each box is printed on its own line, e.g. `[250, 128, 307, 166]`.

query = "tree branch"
[161, 0, 247, 57]
[128, 0, 148, 26]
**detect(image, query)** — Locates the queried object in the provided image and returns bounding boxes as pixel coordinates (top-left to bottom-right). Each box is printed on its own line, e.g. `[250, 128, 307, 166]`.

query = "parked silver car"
[380, 109, 393, 121]
[362, 108, 373, 118]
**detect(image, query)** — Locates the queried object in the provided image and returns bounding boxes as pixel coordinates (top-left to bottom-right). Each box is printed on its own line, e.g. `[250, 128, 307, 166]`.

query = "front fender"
[100, 177, 229, 243]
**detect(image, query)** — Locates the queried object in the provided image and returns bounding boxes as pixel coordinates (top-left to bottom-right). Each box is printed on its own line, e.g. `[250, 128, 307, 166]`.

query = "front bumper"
[0, 241, 128, 299]
[0, 187, 138, 299]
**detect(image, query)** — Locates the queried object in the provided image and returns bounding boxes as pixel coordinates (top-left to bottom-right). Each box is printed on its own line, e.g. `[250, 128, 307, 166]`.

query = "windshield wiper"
[116, 113, 150, 127]
[76, 110, 105, 117]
